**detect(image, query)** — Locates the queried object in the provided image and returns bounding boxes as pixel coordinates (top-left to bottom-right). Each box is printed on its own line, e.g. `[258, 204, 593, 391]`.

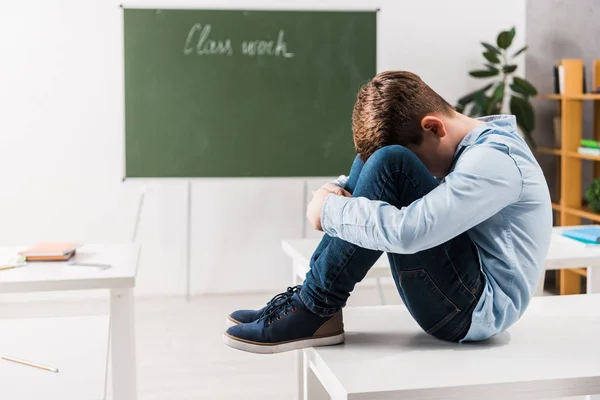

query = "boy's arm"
[320, 145, 523, 254]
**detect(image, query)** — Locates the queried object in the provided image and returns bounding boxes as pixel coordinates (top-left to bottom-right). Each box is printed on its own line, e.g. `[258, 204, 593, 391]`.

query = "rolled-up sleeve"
[321, 145, 523, 254]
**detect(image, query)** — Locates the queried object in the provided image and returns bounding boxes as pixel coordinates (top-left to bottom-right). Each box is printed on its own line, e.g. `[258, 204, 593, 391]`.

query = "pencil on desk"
[0, 355, 59, 373]
[0, 265, 16, 271]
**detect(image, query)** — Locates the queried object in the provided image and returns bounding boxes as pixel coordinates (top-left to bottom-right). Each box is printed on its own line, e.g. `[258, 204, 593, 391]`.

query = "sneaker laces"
[257, 285, 301, 324]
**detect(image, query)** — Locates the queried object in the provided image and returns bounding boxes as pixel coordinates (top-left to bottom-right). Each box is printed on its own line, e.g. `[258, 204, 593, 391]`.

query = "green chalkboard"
[124, 8, 376, 177]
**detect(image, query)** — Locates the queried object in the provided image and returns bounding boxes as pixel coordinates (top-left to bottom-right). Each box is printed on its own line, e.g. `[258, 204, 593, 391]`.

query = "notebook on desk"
[561, 227, 600, 246]
[19, 243, 81, 261]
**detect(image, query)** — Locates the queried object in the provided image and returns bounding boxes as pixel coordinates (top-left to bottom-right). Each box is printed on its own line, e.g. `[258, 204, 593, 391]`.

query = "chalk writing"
[183, 24, 294, 58]
[183, 23, 233, 56]
[241, 30, 294, 58]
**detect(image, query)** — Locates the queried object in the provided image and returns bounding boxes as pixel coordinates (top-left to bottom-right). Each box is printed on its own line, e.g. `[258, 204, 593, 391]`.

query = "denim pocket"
[400, 269, 461, 336]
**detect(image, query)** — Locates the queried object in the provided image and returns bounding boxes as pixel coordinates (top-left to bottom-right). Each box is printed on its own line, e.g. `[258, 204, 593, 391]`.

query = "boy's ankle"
[298, 285, 342, 317]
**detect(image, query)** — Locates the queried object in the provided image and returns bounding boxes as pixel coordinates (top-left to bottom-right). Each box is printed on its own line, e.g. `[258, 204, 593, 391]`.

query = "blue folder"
[561, 226, 600, 245]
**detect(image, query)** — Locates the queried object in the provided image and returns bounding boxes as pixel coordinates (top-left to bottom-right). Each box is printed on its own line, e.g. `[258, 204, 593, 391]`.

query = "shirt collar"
[453, 114, 517, 159]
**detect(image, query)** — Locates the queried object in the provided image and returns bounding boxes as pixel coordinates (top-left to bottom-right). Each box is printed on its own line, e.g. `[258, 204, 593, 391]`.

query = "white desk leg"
[303, 351, 332, 400]
[376, 277, 386, 304]
[586, 268, 600, 400]
[293, 261, 304, 400]
[302, 351, 311, 400]
[534, 271, 546, 297]
[587, 266, 600, 294]
[111, 288, 138, 400]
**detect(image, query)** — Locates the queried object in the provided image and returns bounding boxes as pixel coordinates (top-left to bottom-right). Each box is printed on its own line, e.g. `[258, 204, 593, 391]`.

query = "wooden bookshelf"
[536, 147, 600, 162]
[537, 93, 600, 100]
[536, 147, 562, 156]
[551, 202, 600, 223]
[535, 59, 600, 295]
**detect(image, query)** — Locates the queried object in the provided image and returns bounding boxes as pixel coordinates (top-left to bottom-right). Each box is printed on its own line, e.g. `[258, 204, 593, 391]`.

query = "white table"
[283, 226, 600, 400]
[304, 294, 600, 400]
[0, 315, 110, 399]
[544, 227, 600, 294]
[0, 244, 140, 400]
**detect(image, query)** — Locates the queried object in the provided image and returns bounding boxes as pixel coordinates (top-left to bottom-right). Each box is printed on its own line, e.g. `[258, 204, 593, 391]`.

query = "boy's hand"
[320, 183, 352, 198]
[307, 188, 332, 231]
[307, 184, 352, 231]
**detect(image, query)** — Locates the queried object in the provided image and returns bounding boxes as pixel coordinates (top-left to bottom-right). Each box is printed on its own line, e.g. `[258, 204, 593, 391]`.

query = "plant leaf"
[481, 42, 501, 55]
[497, 30, 514, 49]
[513, 76, 538, 96]
[509, 27, 516, 41]
[503, 64, 518, 73]
[474, 92, 494, 117]
[510, 83, 529, 97]
[467, 92, 489, 117]
[469, 69, 499, 78]
[488, 83, 505, 114]
[492, 82, 505, 101]
[512, 45, 528, 57]
[510, 95, 535, 132]
[456, 83, 494, 105]
[469, 96, 484, 117]
[483, 51, 501, 64]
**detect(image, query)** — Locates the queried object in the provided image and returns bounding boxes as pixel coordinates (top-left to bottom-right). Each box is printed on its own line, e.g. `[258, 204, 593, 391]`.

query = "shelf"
[565, 151, 600, 161]
[551, 202, 600, 222]
[536, 147, 562, 156]
[569, 268, 588, 277]
[537, 93, 600, 100]
[535, 148, 600, 162]
[557, 204, 600, 223]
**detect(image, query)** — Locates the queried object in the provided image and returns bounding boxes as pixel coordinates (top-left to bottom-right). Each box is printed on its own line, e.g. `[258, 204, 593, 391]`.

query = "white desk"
[545, 227, 600, 294]
[0, 316, 110, 400]
[0, 244, 140, 400]
[283, 226, 600, 400]
[304, 294, 600, 400]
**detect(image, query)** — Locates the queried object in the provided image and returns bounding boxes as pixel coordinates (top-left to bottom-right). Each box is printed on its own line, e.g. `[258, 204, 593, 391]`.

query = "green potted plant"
[587, 179, 600, 213]
[455, 27, 538, 147]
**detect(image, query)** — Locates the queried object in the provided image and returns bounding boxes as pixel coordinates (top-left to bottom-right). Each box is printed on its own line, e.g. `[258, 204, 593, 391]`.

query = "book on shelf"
[581, 139, 600, 149]
[561, 226, 600, 246]
[553, 64, 586, 94]
[578, 146, 600, 156]
[553, 65, 563, 94]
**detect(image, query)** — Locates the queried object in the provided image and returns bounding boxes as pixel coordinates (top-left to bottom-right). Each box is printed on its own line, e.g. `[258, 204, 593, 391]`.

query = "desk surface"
[284, 226, 600, 271]
[0, 315, 109, 400]
[0, 244, 140, 293]
[307, 294, 600, 399]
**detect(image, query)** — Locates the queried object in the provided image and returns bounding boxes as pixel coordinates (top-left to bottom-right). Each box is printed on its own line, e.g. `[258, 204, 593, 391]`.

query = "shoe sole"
[222, 332, 345, 354]
[225, 316, 240, 328]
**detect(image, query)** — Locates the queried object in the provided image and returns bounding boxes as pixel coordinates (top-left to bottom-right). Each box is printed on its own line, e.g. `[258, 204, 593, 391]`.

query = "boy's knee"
[365, 145, 417, 170]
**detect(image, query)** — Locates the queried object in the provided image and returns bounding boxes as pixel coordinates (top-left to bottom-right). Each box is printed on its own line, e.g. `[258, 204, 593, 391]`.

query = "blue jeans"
[299, 146, 484, 342]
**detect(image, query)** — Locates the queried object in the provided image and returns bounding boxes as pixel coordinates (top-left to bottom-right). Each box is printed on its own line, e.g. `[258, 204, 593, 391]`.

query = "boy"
[223, 71, 552, 353]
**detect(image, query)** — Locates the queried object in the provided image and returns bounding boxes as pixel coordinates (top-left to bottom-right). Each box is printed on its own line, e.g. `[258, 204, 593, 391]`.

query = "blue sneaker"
[223, 289, 344, 354]
[226, 285, 301, 327]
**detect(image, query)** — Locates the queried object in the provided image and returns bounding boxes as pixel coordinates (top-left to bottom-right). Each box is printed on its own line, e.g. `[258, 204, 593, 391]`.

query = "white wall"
[0, 0, 525, 297]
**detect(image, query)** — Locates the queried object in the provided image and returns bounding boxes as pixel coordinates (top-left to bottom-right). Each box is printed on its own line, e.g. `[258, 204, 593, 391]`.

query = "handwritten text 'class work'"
[183, 24, 294, 58]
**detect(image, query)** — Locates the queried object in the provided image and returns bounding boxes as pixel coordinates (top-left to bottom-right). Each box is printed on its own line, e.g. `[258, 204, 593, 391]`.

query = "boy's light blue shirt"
[322, 115, 553, 341]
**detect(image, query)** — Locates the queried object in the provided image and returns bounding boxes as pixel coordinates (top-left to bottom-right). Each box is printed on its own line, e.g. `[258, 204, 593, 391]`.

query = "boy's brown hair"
[352, 71, 454, 161]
